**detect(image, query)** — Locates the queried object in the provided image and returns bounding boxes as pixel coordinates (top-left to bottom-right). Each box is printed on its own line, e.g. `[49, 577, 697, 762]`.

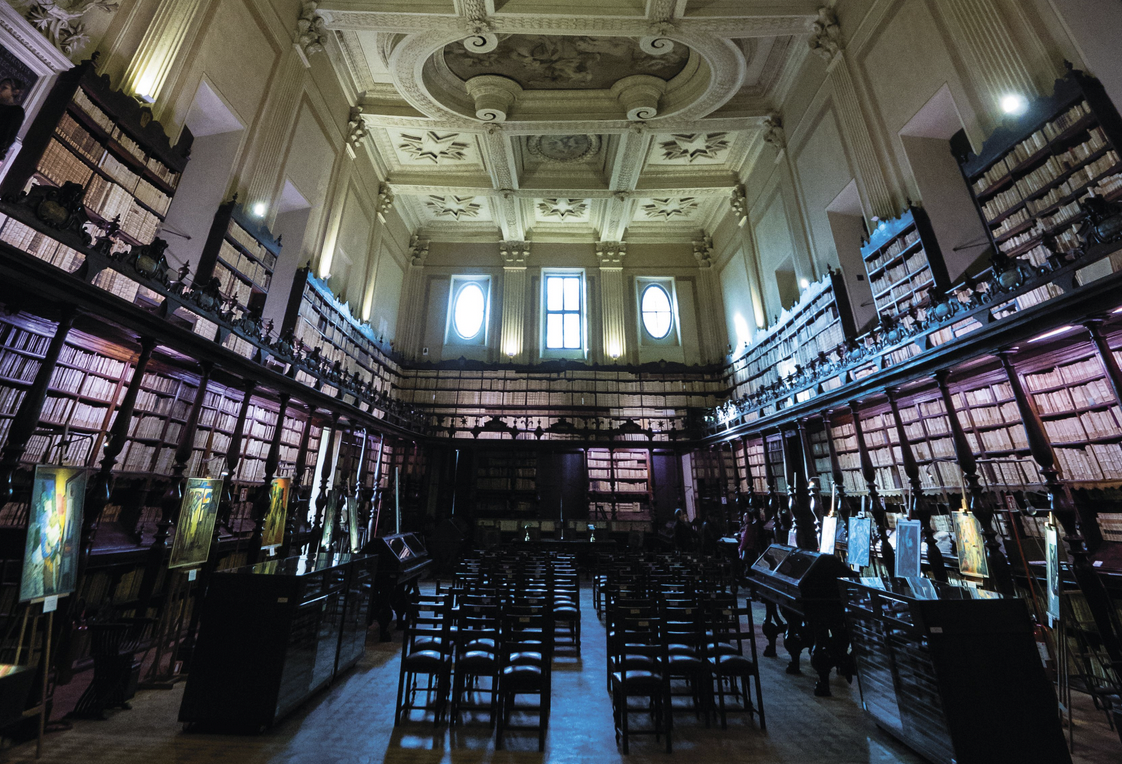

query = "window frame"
[635, 276, 682, 348]
[444, 275, 491, 347]
[540, 269, 587, 359]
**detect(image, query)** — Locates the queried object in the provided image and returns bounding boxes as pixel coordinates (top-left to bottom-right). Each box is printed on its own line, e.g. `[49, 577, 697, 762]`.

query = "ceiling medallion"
[398, 131, 471, 163]
[538, 198, 588, 221]
[526, 134, 601, 163]
[642, 197, 700, 221]
[426, 195, 482, 220]
[659, 133, 730, 163]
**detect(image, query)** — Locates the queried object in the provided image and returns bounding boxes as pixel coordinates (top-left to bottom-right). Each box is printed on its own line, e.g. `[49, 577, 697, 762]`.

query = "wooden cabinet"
[178, 553, 374, 731]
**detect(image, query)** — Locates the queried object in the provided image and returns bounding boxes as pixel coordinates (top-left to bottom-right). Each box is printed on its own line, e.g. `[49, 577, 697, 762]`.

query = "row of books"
[971, 100, 1093, 193]
[219, 240, 272, 289]
[49, 367, 118, 401]
[118, 441, 157, 472]
[1026, 357, 1104, 390]
[978, 425, 1030, 452]
[0, 217, 83, 273]
[41, 396, 108, 430]
[1025, 156, 1116, 218]
[72, 88, 180, 189]
[1053, 444, 1122, 481]
[92, 269, 141, 303]
[0, 351, 40, 382]
[999, 131, 1113, 216]
[1036, 379, 1115, 413]
[0, 387, 25, 415]
[870, 247, 929, 291]
[228, 222, 278, 270]
[59, 344, 127, 377]
[866, 228, 921, 273]
[214, 262, 255, 308]
[38, 138, 93, 188]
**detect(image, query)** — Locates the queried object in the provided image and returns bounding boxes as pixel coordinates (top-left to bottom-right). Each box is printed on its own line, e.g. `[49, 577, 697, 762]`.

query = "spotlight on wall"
[252, 202, 267, 218]
[135, 93, 156, 105]
[1000, 93, 1028, 117]
[799, 278, 810, 290]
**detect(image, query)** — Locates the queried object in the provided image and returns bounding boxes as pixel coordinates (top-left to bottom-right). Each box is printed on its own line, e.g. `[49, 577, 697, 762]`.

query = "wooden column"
[248, 392, 289, 564]
[140, 360, 212, 605]
[0, 306, 78, 503]
[934, 370, 1014, 594]
[313, 412, 341, 552]
[999, 349, 1122, 666]
[793, 418, 820, 549]
[823, 409, 852, 523]
[850, 400, 894, 574]
[281, 409, 315, 558]
[216, 381, 256, 537]
[353, 430, 372, 548]
[80, 335, 156, 573]
[886, 386, 947, 581]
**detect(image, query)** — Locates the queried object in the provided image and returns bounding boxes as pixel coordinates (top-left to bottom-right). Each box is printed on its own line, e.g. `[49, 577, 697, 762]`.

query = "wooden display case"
[179, 553, 374, 730]
[842, 578, 1070, 764]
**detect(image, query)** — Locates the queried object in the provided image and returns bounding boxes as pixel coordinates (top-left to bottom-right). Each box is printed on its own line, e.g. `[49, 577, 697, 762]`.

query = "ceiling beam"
[384, 183, 734, 198]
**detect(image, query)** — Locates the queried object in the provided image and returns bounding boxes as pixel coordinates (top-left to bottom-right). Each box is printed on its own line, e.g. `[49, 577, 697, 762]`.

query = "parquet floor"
[2, 586, 1119, 763]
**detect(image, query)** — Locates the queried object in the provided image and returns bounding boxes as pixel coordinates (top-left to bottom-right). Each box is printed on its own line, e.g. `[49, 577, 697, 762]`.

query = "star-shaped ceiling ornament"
[426, 195, 482, 220]
[538, 198, 589, 221]
[398, 131, 471, 163]
[641, 197, 700, 221]
[659, 132, 730, 163]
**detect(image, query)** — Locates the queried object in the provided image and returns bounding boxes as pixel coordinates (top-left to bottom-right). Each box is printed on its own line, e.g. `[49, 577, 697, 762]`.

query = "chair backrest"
[402, 592, 453, 657]
[704, 595, 755, 658]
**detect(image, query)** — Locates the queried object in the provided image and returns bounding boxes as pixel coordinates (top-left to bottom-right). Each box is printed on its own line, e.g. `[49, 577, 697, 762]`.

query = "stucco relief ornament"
[596, 241, 627, 266]
[376, 184, 395, 216]
[693, 234, 715, 268]
[730, 185, 749, 224]
[25, 0, 118, 56]
[808, 7, 842, 63]
[462, 16, 497, 54]
[296, 1, 327, 58]
[407, 235, 429, 267]
[640, 21, 676, 56]
[762, 114, 785, 150]
[499, 240, 531, 266]
[346, 106, 367, 148]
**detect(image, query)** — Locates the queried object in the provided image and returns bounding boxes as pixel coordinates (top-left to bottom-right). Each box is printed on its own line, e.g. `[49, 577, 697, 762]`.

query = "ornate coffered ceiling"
[318, 0, 819, 243]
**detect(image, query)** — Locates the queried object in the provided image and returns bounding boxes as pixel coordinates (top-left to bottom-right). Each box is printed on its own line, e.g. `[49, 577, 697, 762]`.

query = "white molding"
[0, 5, 74, 186]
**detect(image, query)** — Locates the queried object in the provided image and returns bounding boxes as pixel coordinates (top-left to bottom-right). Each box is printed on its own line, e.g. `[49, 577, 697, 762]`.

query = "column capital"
[692, 233, 714, 268]
[500, 240, 531, 267]
[295, 1, 327, 64]
[595, 240, 627, 267]
[407, 234, 429, 267]
[808, 6, 843, 65]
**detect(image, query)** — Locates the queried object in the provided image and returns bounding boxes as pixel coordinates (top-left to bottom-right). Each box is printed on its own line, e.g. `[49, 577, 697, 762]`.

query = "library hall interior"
[4, 0, 1122, 762]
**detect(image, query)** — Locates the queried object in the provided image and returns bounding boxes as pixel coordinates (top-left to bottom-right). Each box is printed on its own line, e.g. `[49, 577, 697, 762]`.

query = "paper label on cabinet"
[42, 595, 58, 613]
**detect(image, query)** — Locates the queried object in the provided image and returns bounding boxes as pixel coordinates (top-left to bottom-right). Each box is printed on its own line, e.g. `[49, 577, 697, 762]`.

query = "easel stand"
[140, 569, 195, 689]
[15, 595, 63, 759]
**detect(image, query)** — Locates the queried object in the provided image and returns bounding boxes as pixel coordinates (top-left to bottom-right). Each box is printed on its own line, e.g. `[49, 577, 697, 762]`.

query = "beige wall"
[716, 0, 1122, 362]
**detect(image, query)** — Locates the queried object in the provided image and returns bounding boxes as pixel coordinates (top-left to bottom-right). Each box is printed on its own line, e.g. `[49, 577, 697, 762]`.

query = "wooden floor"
[3, 585, 1119, 764]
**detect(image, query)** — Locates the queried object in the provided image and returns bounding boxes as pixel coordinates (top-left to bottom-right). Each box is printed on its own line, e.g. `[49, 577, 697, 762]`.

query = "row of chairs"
[395, 551, 581, 752]
[601, 563, 765, 753]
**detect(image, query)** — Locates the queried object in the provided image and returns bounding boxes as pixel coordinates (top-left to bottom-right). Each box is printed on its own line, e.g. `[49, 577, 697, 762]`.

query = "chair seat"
[502, 664, 544, 690]
[612, 654, 657, 671]
[509, 651, 544, 665]
[708, 642, 738, 656]
[669, 654, 708, 673]
[403, 650, 448, 672]
[414, 635, 451, 652]
[464, 637, 497, 652]
[611, 670, 663, 693]
[712, 654, 757, 674]
[668, 643, 699, 656]
[554, 606, 580, 617]
[457, 651, 496, 672]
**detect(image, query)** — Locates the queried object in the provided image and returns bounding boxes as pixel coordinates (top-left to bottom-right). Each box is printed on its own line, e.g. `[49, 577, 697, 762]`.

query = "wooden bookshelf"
[860, 207, 950, 321]
[587, 447, 650, 519]
[0, 58, 188, 310]
[726, 270, 856, 403]
[955, 66, 1122, 270]
[196, 199, 281, 331]
[281, 267, 398, 402]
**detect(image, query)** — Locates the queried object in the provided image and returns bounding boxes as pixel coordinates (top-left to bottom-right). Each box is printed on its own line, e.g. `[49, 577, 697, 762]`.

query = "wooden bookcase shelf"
[196, 199, 281, 326]
[956, 66, 1122, 271]
[860, 207, 950, 321]
[587, 447, 651, 519]
[281, 267, 399, 402]
[0, 57, 188, 311]
[727, 270, 856, 402]
[473, 451, 538, 518]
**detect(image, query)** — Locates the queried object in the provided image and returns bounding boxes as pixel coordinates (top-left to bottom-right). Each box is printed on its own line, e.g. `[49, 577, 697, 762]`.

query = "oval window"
[641, 283, 673, 339]
[453, 282, 485, 339]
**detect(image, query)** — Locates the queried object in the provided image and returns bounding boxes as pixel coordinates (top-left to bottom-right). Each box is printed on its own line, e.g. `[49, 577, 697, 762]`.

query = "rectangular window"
[542, 272, 585, 354]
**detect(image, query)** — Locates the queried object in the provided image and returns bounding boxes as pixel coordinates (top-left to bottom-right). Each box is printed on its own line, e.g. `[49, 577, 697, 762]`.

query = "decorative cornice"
[730, 185, 749, 226]
[499, 240, 531, 267]
[375, 183, 395, 216]
[761, 113, 785, 150]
